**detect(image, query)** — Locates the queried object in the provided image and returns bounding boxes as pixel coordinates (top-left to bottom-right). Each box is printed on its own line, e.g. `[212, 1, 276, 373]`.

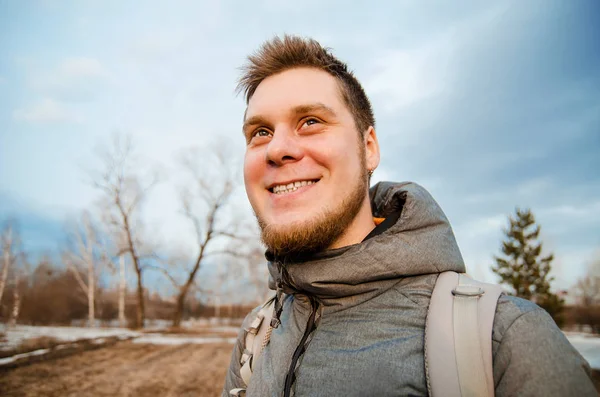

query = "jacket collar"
[266, 181, 466, 309]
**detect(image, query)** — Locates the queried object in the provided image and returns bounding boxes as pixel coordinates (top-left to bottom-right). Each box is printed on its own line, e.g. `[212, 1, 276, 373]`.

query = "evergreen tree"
[492, 208, 564, 325]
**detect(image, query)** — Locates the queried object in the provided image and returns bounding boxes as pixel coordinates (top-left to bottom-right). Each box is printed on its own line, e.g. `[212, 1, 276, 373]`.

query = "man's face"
[243, 67, 373, 256]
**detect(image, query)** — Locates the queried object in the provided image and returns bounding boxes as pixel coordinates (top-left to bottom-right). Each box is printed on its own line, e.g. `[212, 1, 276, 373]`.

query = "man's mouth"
[268, 179, 319, 195]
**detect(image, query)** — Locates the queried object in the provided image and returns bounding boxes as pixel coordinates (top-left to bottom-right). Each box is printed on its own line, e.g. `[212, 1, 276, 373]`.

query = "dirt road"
[0, 341, 233, 397]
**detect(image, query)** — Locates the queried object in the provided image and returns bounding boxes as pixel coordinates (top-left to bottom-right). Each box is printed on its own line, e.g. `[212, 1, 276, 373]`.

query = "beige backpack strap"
[425, 271, 504, 397]
[230, 298, 275, 396]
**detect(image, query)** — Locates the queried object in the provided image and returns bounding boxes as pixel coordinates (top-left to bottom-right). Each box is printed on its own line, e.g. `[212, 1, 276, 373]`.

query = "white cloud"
[363, 3, 510, 114]
[465, 177, 554, 204]
[59, 57, 105, 78]
[541, 202, 600, 219]
[364, 35, 455, 112]
[28, 57, 106, 101]
[127, 32, 188, 61]
[13, 98, 81, 124]
[457, 214, 507, 241]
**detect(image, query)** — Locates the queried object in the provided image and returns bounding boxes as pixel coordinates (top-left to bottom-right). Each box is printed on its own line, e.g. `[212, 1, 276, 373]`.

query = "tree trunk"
[84, 217, 96, 328]
[172, 286, 188, 328]
[88, 265, 95, 327]
[0, 248, 10, 304]
[119, 255, 126, 327]
[122, 214, 144, 329]
[173, 287, 185, 328]
[135, 264, 144, 328]
[172, 255, 203, 327]
[10, 270, 20, 327]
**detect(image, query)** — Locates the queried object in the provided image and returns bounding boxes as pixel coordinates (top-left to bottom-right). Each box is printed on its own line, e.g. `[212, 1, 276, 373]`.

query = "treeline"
[0, 256, 257, 327]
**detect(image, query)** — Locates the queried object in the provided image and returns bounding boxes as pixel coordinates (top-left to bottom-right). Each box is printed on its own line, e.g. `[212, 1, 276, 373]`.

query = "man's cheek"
[243, 154, 262, 184]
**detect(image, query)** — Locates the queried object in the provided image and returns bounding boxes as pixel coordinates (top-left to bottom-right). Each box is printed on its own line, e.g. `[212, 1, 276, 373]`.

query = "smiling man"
[223, 35, 595, 397]
[242, 65, 378, 257]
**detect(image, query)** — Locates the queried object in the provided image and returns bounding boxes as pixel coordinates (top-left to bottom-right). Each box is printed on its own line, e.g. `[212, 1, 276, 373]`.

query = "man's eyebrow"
[292, 103, 337, 118]
[242, 115, 270, 134]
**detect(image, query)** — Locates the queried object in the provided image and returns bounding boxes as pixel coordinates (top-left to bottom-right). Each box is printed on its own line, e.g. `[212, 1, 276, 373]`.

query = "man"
[223, 35, 595, 396]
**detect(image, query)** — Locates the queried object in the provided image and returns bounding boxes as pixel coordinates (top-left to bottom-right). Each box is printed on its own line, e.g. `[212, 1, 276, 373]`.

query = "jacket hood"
[267, 181, 465, 307]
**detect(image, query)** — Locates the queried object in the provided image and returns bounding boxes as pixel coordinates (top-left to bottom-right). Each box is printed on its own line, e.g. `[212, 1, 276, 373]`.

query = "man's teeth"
[272, 180, 316, 194]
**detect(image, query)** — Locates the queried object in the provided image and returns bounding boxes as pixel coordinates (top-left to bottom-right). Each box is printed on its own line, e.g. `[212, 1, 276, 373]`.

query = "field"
[0, 341, 232, 396]
[1, 326, 600, 396]
[0, 323, 238, 397]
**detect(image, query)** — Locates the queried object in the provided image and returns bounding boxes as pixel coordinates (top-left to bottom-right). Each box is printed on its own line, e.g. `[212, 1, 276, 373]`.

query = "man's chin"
[256, 177, 368, 257]
[258, 216, 341, 258]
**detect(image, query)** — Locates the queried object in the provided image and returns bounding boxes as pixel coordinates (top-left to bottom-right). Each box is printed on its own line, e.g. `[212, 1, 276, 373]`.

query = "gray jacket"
[223, 182, 595, 396]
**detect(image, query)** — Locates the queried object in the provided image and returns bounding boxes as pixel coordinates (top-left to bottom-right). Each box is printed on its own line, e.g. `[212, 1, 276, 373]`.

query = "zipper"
[283, 297, 319, 397]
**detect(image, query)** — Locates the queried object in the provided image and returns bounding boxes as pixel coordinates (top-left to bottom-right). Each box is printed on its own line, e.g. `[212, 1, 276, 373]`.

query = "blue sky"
[1, 0, 599, 294]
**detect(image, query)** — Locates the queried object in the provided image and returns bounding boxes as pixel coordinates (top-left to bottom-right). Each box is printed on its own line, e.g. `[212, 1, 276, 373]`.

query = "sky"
[1, 0, 599, 295]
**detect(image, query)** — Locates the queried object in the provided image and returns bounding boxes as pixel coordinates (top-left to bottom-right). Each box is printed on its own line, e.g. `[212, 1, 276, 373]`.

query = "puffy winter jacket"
[223, 182, 595, 396]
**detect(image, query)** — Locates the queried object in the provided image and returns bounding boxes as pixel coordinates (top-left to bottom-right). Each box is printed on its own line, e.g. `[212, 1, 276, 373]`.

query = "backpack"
[230, 271, 505, 397]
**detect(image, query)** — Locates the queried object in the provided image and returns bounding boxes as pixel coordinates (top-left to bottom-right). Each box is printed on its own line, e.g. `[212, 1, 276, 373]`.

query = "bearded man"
[223, 35, 595, 397]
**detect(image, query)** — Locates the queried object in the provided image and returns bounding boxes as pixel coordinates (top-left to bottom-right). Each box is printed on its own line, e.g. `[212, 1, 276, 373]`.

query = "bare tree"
[1, 221, 26, 327]
[92, 134, 158, 329]
[575, 277, 600, 308]
[100, 245, 128, 328]
[170, 146, 249, 327]
[62, 211, 107, 327]
[574, 252, 600, 304]
[572, 252, 600, 333]
[10, 267, 21, 327]
[0, 222, 19, 305]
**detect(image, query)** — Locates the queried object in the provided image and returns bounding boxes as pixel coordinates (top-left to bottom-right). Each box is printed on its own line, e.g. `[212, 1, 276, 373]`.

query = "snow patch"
[29, 348, 50, 356]
[0, 325, 141, 350]
[0, 348, 50, 366]
[566, 334, 600, 369]
[0, 356, 16, 365]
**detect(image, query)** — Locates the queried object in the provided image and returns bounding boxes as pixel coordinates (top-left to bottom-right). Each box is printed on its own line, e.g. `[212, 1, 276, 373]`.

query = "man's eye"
[304, 118, 319, 127]
[253, 129, 271, 138]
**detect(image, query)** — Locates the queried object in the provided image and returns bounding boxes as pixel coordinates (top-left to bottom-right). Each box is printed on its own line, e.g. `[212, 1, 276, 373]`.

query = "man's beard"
[257, 166, 369, 258]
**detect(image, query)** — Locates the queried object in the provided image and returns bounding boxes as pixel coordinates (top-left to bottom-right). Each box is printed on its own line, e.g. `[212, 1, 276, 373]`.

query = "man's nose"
[265, 127, 303, 166]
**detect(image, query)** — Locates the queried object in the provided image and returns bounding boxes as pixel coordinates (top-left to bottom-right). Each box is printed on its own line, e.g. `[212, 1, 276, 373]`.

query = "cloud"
[551, 247, 600, 293]
[364, 35, 455, 112]
[29, 57, 106, 101]
[362, 3, 510, 114]
[13, 98, 81, 124]
[540, 201, 600, 223]
[464, 177, 555, 205]
[59, 57, 105, 78]
[456, 213, 507, 241]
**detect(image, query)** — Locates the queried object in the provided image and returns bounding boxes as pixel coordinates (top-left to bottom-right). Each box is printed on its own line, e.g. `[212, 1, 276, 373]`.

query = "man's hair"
[237, 35, 375, 136]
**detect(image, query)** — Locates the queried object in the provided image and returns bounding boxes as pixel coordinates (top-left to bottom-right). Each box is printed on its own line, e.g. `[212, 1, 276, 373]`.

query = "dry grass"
[0, 340, 232, 397]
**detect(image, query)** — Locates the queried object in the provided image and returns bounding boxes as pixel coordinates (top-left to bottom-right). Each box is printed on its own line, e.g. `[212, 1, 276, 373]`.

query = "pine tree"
[492, 208, 564, 325]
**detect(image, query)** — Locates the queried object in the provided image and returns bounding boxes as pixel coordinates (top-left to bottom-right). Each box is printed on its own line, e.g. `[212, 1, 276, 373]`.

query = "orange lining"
[373, 217, 385, 226]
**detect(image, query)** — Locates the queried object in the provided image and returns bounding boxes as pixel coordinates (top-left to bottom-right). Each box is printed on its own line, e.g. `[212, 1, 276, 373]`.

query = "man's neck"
[328, 199, 376, 250]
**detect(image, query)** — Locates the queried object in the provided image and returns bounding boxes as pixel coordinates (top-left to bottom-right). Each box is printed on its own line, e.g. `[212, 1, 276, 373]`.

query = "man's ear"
[364, 126, 380, 172]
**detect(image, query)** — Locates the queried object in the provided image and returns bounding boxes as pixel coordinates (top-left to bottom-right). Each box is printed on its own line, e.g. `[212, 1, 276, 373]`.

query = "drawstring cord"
[270, 259, 287, 329]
